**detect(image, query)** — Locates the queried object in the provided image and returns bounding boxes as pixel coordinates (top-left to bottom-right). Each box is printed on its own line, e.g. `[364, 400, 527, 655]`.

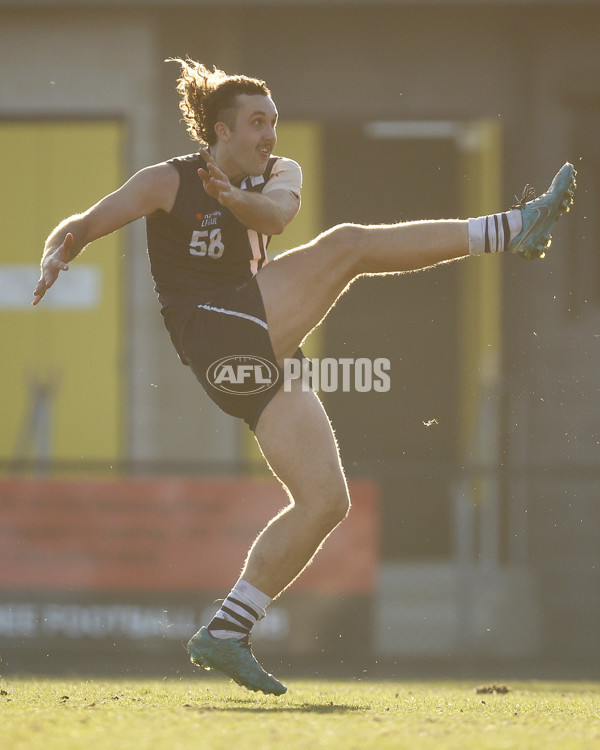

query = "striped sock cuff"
[469, 212, 512, 255]
[207, 580, 272, 640]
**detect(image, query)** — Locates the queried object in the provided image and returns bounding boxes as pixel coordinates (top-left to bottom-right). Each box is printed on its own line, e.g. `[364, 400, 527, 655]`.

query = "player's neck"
[209, 145, 245, 184]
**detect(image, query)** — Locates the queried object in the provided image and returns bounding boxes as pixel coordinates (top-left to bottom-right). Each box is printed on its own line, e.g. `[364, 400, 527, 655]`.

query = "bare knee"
[317, 223, 369, 276]
[322, 222, 367, 251]
[310, 482, 351, 533]
[329, 486, 351, 527]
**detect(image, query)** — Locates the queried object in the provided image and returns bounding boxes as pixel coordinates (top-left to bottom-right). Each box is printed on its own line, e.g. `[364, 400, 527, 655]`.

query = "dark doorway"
[321, 123, 462, 560]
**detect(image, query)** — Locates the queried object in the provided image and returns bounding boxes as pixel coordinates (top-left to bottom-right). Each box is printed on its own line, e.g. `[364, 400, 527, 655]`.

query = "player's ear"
[214, 121, 230, 142]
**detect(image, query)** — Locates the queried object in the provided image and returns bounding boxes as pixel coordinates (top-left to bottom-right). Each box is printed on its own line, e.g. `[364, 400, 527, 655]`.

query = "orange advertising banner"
[0, 478, 379, 594]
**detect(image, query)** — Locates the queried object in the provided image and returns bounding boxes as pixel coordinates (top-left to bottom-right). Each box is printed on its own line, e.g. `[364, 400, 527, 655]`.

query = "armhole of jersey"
[262, 156, 301, 199]
[264, 157, 277, 185]
[165, 158, 186, 216]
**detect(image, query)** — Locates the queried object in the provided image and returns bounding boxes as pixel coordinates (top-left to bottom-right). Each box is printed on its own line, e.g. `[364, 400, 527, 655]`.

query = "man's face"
[217, 94, 278, 179]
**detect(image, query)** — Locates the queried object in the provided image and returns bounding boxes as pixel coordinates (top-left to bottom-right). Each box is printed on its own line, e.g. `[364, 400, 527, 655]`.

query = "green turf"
[1, 677, 599, 750]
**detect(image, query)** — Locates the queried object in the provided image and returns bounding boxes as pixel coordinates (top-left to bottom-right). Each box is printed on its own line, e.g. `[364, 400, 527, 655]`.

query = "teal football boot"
[187, 626, 287, 696]
[508, 162, 577, 260]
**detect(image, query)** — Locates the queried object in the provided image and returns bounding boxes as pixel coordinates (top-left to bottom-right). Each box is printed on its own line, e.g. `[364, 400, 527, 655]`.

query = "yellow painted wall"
[458, 118, 503, 454]
[269, 121, 323, 259]
[0, 121, 124, 470]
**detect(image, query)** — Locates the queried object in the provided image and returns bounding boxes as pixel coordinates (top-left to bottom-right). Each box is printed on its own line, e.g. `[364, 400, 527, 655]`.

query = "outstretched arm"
[33, 163, 178, 306]
[198, 150, 299, 236]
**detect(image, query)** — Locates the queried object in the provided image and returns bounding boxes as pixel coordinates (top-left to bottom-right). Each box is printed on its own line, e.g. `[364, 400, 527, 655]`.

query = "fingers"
[198, 150, 226, 180]
[32, 272, 56, 305]
[198, 165, 220, 188]
[198, 163, 226, 183]
[197, 163, 232, 204]
[32, 277, 49, 306]
[32, 233, 72, 306]
[199, 147, 223, 176]
[199, 148, 222, 181]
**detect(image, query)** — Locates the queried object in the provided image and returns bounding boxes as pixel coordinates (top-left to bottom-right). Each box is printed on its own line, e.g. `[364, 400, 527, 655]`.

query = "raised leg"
[257, 219, 468, 363]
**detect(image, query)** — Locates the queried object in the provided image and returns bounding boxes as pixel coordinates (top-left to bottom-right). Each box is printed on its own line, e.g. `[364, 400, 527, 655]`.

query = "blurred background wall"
[1, 0, 599, 677]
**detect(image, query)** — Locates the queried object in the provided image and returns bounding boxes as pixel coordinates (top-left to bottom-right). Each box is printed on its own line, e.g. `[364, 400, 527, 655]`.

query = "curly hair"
[166, 57, 271, 146]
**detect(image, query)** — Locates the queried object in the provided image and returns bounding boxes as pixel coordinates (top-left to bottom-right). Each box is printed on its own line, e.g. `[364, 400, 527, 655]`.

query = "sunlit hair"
[166, 57, 271, 146]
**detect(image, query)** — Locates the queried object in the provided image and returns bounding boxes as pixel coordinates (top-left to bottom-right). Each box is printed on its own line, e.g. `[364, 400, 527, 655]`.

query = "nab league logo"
[207, 355, 279, 395]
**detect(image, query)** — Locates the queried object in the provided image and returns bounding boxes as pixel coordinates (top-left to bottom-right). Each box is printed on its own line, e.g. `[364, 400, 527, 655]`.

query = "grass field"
[2, 676, 599, 750]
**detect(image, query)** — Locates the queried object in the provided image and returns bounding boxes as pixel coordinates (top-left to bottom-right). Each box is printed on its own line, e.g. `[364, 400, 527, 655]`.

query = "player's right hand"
[32, 232, 73, 306]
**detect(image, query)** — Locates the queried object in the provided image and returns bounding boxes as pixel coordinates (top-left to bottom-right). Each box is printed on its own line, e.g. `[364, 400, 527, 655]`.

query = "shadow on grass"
[183, 698, 365, 714]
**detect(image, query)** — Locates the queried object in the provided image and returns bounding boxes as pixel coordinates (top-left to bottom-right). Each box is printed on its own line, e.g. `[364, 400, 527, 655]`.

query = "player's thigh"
[254, 379, 350, 517]
[256, 243, 355, 361]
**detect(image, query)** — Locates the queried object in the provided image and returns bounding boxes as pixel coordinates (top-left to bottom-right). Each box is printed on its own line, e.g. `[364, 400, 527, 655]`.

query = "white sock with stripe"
[207, 578, 272, 640]
[468, 209, 522, 255]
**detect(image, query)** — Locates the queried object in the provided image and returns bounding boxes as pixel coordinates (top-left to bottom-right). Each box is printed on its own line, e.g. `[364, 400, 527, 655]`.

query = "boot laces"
[511, 184, 536, 209]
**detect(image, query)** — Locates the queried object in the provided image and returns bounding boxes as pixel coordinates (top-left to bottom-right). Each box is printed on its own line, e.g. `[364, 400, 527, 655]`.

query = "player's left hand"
[197, 149, 236, 206]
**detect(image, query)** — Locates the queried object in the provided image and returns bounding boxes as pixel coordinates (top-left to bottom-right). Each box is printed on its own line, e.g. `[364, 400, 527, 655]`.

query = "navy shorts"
[165, 277, 303, 431]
